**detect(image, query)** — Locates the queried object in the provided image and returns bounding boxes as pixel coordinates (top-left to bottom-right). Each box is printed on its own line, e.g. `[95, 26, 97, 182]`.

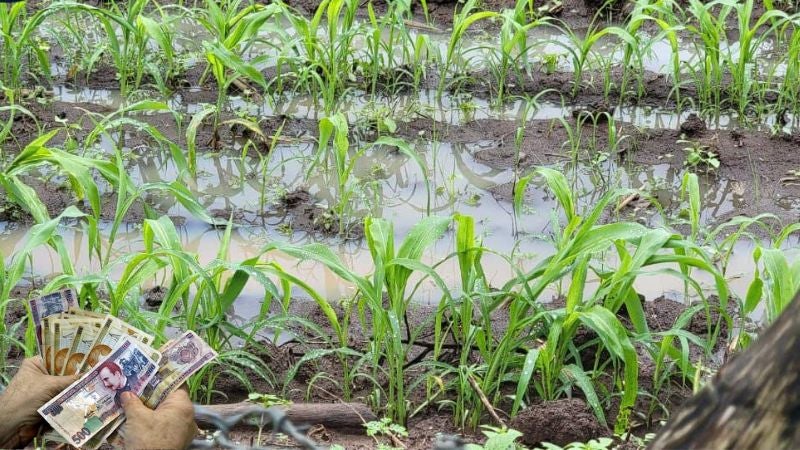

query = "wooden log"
[650, 292, 800, 449]
[197, 402, 377, 432]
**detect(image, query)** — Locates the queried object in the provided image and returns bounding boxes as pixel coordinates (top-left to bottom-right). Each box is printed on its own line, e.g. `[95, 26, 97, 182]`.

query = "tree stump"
[650, 292, 800, 449]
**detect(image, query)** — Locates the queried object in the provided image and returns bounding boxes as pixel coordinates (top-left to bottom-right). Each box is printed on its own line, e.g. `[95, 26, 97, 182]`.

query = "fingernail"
[121, 392, 135, 403]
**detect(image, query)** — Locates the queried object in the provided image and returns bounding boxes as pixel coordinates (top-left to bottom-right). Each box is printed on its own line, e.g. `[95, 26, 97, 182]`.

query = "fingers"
[120, 392, 151, 418]
[21, 356, 47, 375]
[157, 389, 194, 415]
[42, 373, 79, 396]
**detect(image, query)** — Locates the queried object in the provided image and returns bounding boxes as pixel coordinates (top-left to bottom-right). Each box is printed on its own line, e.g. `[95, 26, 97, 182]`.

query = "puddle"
[0, 133, 777, 313]
[50, 82, 800, 136]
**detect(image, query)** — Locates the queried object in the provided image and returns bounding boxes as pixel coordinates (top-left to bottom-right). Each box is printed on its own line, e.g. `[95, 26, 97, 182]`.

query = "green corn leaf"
[512, 347, 539, 416]
[562, 363, 607, 427]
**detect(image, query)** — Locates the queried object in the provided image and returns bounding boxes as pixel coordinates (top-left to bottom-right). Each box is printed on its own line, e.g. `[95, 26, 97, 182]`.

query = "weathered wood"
[198, 402, 377, 431]
[650, 292, 800, 449]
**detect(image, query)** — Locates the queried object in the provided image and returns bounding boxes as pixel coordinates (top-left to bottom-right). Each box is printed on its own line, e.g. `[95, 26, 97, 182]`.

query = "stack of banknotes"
[29, 289, 217, 449]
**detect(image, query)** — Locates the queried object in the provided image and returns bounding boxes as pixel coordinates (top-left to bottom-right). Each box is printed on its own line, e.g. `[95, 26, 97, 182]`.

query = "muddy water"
[0, 128, 772, 315]
[50, 82, 800, 135]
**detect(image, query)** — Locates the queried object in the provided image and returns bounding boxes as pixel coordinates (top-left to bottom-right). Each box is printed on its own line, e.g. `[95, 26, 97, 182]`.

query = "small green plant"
[438, 0, 498, 99]
[542, 53, 563, 74]
[537, 437, 614, 450]
[679, 138, 720, 171]
[0, 3, 55, 95]
[247, 392, 291, 407]
[465, 426, 526, 450]
[365, 417, 409, 439]
[458, 98, 479, 122]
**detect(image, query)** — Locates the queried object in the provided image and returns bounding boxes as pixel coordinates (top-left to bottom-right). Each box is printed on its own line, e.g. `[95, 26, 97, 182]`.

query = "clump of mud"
[510, 398, 609, 446]
[143, 285, 167, 308]
[572, 100, 616, 123]
[280, 188, 312, 209]
[680, 113, 707, 136]
[279, 188, 364, 239]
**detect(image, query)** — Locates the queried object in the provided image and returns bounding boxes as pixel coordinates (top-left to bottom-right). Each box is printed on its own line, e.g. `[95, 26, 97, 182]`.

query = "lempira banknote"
[29, 289, 77, 356]
[84, 331, 218, 449]
[51, 318, 81, 376]
[62, 320, 104, 376]
[38, 337, 158, 447]
[77, 316, 154, 373]
[142, 330, 217, 408]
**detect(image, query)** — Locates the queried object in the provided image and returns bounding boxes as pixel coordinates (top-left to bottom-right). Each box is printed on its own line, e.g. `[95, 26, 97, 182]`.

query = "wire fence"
[191, 404, 469, 450]
[192, 404, 322, 450]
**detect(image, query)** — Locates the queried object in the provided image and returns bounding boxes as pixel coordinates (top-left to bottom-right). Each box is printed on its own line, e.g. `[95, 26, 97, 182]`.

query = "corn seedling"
[481, 9, 548, 102]
[438, 0, 498, 99]
[265, 215, 451, 424]
[278, 0, 359, 114]
[0, 3, 52, 94]
[311, 113, 431, 235]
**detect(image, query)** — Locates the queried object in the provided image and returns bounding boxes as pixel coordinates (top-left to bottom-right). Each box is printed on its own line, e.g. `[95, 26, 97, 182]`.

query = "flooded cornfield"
[2, 0, 800, 447]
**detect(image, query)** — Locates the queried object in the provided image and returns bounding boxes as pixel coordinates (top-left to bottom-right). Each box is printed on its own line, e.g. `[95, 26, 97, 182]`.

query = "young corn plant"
[723, 0, 789, 114]
[431, 214, 512, 428]
[1, 207, 85, 377]
[278, 0, 360, 114]
[683, 0, 728, 110]
[51, 0, 154, 98]
[775, 17, 800, 114]
[204, 41, 268, 128]
[264, 215, 452, 425]
[138, 5, 192, 95]
[438, 0, 498, 99]
[0, 131, 112, 226]
[621, 0, 682, 103]
[310, 114, 431, 235]
[744, 222, 800, 324]
[41, 216, 299, 401]
[196, 0, 281, 127]
[481, 9, 549, 102]
[0, 3, 52, 95]
[477, 168, 729, 433]
[562, 22, 641, 99]
[363, 0, 420, 96]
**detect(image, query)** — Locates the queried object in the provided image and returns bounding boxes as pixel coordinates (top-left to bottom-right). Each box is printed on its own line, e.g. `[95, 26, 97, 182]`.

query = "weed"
[465, 426, 525, 450]
[365, 417, 409, 439]
[247, 392, 291, 407]
[538, 437, 614, 450]
[679, 138, 720, 171]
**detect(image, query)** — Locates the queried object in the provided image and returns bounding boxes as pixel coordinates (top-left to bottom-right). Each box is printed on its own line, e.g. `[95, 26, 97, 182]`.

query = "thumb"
[43, 374, 79, 396]
[120, 392, 149, 416]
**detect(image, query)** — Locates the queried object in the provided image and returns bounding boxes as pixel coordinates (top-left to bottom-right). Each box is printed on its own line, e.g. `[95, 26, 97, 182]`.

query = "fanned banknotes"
[28, 291, 217, 449]
[38, 337, 159, 447]
[83, 331, 218, 449]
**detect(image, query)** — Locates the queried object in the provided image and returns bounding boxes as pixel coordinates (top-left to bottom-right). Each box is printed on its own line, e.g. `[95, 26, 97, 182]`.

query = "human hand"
[0, 357, 77, 448]
[120, 388, 198, 449]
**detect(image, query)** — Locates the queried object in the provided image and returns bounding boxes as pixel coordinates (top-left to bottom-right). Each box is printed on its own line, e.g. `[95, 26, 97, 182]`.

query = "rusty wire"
[191, 404, 321, 450]
[190, 404, 471, 450]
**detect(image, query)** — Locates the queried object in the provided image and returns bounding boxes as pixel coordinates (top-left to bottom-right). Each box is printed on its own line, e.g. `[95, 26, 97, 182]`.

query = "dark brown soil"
[278, 188, 365, 239]
[143, 285, 167, 308]
[511, 398, 609, 446]
[644, 295, 733, 338]
[415, 117, 800, 228]
[680, 113, 707, 137]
